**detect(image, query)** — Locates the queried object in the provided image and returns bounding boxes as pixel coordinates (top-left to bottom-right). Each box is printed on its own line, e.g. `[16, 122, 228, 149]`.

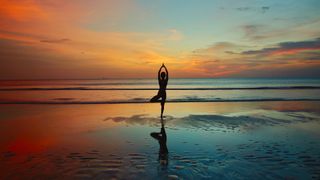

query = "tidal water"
[0, 79, 320, 179]
[0, 78, 319, 104]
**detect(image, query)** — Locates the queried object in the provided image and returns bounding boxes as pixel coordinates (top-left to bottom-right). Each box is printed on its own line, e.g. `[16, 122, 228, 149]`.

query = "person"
[150, 63, 169, 119]
[150, 118, 168, 166]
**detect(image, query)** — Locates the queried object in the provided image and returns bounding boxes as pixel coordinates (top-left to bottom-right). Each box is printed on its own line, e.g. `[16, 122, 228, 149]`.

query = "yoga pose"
[150, 63, 169, 118]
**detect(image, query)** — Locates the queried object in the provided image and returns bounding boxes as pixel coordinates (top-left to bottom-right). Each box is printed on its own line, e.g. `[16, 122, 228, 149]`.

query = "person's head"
[161, 72, 166, 80]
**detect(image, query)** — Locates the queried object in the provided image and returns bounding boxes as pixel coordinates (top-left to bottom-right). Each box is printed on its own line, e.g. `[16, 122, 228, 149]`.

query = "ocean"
[1, 78, 320, 179]
[0, 78, 320, 104]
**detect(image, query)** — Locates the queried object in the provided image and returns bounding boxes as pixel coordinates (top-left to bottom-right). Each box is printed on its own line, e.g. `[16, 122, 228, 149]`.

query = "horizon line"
[1, 77, 320, 81]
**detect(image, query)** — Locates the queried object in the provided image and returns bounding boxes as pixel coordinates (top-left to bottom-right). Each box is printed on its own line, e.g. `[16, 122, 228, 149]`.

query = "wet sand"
[0, 102, 320, 179]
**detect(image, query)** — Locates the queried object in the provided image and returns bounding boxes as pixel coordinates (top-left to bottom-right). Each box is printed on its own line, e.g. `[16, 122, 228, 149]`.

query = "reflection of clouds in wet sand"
[104, 114, 175, 126]
[1, 105, 319, 179]
[104, 110, 320, 131]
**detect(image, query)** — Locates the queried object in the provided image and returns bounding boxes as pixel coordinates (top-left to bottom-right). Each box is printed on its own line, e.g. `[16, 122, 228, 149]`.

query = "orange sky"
[0, 0, 320, 79]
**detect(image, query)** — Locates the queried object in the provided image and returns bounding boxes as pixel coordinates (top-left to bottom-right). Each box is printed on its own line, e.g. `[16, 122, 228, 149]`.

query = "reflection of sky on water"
[1, 102, 320, 179]
[91, 118, 320, 179]
[1, 79, 320, 104]
[1, 79, 320, 89]
[1, 89, 320, 103]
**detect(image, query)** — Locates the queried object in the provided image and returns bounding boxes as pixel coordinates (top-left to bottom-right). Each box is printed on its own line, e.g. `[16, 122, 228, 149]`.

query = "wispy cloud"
[167, 29, 183, 41]
[241, 24, 267, 40]
[192, 42, 243, 56]
[236, 6, 270, 13]
[40, 38, 71, 43]
[242, 37, 320, 56]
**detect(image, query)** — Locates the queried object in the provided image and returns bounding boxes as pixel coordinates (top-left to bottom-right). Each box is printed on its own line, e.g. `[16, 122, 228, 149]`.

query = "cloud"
[181, 37, 320, 78]
[240, 18, 320, 42]
[0, 0, 48, 22]
[242, 37, 320, 56]
[167, 29, 183, 41]
[240, 24, 271, 41]
[261, 6, 270, 13]
[241, 24, 266, 40]
[40, 38, 71, 43]
[225, 51, 237, 55]
[236, 6, 270, 13]
[236, 7, 251, 11]
[0, 39, 131, 79]
[242, 25, 260, 34]
[234, 64, 320, 78]
[0, 1, 183, 79]
[192, 42, 241, 55]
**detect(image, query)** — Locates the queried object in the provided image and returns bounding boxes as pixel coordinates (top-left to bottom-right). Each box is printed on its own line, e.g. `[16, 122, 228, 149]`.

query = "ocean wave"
[0, 86, 320, 91]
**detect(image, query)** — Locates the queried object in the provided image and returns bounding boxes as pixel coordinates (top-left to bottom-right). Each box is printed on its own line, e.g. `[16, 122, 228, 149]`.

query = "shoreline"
[1, 99, 320, 104]
[1, 86, 320, 91]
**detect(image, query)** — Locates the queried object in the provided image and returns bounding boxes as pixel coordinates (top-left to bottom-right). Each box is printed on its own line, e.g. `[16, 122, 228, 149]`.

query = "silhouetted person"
[150, 118, 168, 166]
[150, 63, 169, 119]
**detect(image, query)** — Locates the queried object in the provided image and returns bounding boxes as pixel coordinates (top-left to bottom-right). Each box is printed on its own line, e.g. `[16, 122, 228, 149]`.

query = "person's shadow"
[150, 118, 169, 166]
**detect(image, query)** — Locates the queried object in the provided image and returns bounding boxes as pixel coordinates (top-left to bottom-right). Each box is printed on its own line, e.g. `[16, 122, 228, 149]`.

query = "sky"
[0, 0, 320, 79]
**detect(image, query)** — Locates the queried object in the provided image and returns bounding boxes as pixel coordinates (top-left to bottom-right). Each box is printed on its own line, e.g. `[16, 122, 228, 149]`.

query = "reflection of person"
[150, 63, 169, 119]
[150, 119, 168, 166]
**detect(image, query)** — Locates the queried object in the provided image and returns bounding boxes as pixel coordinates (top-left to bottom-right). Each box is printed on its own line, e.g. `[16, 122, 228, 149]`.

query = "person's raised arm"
[163, 64, 169, 81]
[158, 65, 163, 81]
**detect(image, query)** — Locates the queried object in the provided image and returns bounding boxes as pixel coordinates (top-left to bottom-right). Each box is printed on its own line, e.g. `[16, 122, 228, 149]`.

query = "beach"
[1, 79, 320, 179]
[1, 101, 320, 179]
[2, 0, 320, 178]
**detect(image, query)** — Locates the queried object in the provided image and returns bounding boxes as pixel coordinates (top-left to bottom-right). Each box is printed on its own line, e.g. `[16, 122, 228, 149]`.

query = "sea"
[1, 78, 320, 179]
[0, 78, 320, 104]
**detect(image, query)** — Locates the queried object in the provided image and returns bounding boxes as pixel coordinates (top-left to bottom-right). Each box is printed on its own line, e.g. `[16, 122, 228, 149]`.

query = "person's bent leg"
[150, 94, 161, 102]
[150, 132, 160, 140]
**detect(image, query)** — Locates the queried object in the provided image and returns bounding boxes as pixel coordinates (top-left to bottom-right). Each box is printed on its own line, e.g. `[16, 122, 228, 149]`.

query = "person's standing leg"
[160, 92, 166, 119]
[161, 101, 164, 119]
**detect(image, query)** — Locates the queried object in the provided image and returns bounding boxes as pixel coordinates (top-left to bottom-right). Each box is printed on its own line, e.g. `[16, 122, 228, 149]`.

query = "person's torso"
[159, 80, 167, 90]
